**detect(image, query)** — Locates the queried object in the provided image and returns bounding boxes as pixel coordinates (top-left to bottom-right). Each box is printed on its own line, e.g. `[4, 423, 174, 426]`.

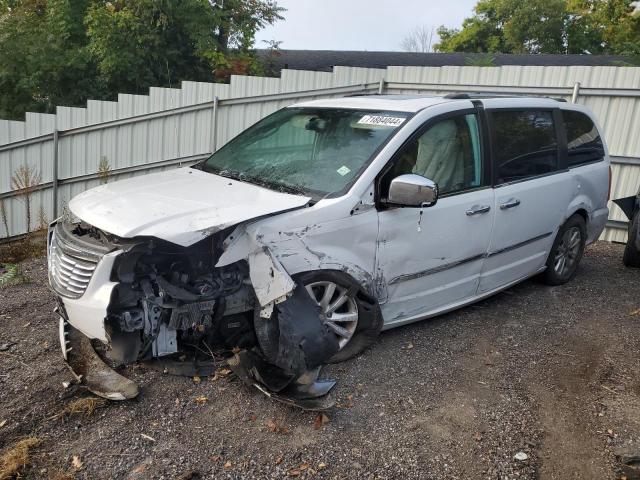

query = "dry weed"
[0, 437, 40, 480]
[53, 397, 107, 421]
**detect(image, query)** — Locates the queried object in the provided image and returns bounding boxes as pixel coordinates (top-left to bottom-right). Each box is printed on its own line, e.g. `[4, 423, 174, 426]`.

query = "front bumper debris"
[54, 283, 339, 408]
[228, 351, 336, 410]
[59, 316, 139, 400]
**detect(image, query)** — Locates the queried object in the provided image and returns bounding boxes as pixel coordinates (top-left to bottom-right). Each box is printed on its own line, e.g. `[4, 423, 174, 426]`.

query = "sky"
[254, 0, 478, 51]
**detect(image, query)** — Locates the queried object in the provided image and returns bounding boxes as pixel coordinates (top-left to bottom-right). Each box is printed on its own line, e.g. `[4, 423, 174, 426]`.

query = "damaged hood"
[69, 168, 311, 246]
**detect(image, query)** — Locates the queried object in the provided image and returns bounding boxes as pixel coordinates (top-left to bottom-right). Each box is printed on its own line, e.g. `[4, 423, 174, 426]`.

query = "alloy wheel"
[554, 226, 582, 277]
[305, 281, 359, 350]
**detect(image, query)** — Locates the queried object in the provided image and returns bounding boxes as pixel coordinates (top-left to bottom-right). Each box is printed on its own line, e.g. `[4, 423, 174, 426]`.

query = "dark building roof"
[257, 49, 632, 73]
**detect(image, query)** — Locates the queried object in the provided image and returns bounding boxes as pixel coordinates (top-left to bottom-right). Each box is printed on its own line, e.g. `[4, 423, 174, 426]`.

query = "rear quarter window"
[562, 110, 605, 167]
[491, 110, 559, 184]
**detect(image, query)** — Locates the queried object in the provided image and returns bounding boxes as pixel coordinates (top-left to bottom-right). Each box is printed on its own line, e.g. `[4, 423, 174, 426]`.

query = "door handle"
[466, 205, 491, 216]
[499, 198, 521, 210]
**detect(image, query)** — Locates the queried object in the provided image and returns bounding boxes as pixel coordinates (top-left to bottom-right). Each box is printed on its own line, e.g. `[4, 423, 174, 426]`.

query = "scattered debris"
[131, 463, 149, 474]
[0, 420, 6, 429]
[313, 413, 330, 430]
[140, 433, 156, 442]
[602, 385, 619, 395]
[194, 395, 208, 405]
[275, 455, 284, 465]
[287, 462, 310, 477]
[265, 420, 290, 435]
[223, 460, 232, 469]
[514, 452, 529, 461]
[175, 470, 201, 480]
[0, 437, 40, 479]
[0, 342, 16, 352]
[629, 308, 640, 316]
[71, 455, 83, 470]
[212, 367, 232, 381]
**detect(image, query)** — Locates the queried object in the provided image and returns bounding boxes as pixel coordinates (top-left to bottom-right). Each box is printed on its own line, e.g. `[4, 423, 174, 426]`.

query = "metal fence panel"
[1, 65, 639, 243]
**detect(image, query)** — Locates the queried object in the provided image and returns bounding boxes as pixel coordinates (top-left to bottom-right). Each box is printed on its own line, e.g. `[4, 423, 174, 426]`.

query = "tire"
[541, 214, 587, 286]
[623, 211, 640, 268]
[295, 270, 383, 363]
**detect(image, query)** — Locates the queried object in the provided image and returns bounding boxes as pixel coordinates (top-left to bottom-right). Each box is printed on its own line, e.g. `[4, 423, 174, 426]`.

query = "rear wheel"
[623, 211, 640, 268]
[541, 214, 586, 286]
[297, 270, 382, 363]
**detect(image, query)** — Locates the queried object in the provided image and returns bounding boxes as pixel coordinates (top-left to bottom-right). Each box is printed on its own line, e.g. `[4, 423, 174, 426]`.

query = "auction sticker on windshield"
[336, 165, 351, 176]
[357, 115, 406, 127]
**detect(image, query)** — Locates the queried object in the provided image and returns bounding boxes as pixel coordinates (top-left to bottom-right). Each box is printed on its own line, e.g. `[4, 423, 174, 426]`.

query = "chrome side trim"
[387, 232, 553, 285]
[388, 253, 486, 285]
[486, 232, 553, 258]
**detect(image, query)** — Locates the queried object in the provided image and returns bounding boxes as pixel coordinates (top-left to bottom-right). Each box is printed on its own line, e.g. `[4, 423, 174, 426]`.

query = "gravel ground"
[1, 241, 639, 479]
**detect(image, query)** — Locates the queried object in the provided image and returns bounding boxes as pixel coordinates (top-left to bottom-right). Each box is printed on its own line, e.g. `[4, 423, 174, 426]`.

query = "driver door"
[376, 110, 495, 326]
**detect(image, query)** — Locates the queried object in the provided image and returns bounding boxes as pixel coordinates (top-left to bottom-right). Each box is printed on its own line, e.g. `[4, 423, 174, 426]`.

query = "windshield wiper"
[242, 174, 308, 196]
[210, 169, 308, 196]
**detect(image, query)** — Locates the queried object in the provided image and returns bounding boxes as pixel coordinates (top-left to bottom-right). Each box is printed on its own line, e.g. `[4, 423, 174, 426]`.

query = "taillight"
[608, 166, 612, 201]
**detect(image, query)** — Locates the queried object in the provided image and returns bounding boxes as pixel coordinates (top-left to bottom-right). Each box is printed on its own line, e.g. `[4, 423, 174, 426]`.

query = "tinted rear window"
[491, 110, 558, 184]
[563, 110, 604, 167]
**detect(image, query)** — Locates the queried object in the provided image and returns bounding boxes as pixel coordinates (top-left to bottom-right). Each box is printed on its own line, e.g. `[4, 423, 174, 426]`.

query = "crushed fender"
[228, 284, 340, 410]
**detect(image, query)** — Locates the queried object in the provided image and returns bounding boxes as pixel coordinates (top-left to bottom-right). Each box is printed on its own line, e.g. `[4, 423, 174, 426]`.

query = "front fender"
[216, 208, 379, 298]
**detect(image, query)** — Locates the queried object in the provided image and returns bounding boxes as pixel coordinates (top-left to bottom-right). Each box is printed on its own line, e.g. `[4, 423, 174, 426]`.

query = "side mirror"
[387, 174, 438, 208]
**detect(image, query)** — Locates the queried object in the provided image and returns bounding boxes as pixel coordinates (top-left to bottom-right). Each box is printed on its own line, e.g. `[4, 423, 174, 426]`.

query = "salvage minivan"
[48, 94, 610, 406]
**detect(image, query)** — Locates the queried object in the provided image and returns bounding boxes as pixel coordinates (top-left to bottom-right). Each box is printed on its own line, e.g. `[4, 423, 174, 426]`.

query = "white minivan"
[48, 94, 610, 404]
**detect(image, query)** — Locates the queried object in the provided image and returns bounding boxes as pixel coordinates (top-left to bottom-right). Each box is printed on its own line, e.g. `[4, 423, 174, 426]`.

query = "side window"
[491, 110, 558, 184]
[386, 114, 482, 196]
[562, 110, 605, 167]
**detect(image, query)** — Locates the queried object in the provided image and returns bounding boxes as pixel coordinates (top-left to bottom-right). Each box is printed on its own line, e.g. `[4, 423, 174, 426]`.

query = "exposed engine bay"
[50, 221, 340, 409]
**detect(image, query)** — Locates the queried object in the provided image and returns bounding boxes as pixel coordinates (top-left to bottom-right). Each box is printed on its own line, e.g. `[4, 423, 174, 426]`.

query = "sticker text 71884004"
[357, 115, 406, 127]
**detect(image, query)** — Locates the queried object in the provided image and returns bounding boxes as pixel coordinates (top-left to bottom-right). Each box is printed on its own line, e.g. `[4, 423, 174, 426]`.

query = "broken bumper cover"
[57, 312, 139, 400]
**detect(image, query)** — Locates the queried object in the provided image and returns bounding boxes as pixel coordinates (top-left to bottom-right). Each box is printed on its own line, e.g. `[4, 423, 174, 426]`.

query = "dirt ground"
[1, 241, 639, 479]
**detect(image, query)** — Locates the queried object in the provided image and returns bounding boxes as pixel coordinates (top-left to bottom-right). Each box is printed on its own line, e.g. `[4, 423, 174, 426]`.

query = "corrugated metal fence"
[1, 65, 639, 242]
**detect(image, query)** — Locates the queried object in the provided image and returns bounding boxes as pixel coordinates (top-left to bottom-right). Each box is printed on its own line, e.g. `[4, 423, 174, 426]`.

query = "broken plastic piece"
[613, 195, 637, 220]
[60, 319, 139, 401]
[227, 350, 336, 410]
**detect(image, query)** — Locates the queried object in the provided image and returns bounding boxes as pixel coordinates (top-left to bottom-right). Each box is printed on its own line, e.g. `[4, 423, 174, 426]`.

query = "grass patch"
[0, 437, 40, 480]
[0, 264, 28, 287]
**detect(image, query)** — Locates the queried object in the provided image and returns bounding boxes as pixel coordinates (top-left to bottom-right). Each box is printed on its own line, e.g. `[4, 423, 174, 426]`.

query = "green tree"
[0, 0, 284, 120]
[435, 0, 640, 56]
[0, 0, 104, 119]
[85, 0, 219, 93]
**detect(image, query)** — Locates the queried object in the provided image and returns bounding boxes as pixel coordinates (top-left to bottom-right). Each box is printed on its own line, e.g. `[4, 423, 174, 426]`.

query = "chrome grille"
[48, 224, 108, 299]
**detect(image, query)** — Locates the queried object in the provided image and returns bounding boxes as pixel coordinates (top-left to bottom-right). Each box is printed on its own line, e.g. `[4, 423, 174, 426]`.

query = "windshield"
[200, 107, 410, 198]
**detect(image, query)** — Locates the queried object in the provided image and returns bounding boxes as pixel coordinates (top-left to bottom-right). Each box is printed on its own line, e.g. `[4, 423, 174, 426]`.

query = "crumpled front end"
[48, 220, 339, 408]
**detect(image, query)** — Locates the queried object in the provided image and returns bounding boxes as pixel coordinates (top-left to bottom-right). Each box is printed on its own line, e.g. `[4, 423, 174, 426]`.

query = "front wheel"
[297, 270, 383, 363]
[541, 214, 586, 286]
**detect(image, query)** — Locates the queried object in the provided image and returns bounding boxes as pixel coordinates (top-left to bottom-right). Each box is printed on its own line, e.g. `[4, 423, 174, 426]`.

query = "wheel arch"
[571, 208, 589, 225]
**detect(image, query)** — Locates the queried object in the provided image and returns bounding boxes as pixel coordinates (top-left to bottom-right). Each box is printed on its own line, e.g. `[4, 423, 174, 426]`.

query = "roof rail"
[443, 92, 567, 102]
[343, 92, 383, 97]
